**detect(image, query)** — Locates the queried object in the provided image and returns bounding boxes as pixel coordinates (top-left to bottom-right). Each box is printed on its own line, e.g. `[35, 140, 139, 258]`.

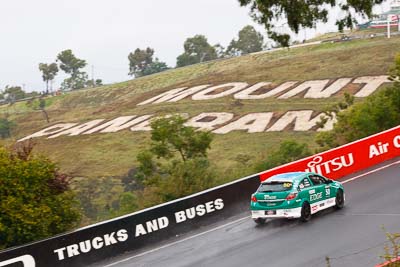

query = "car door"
[297, 177, 312, 202]
[307, 174, 326, 213]
[319, 174, 333, 200]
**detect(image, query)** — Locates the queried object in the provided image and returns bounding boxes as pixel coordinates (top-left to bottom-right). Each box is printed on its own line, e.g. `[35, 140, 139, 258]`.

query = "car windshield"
[258, 182, 293, 192]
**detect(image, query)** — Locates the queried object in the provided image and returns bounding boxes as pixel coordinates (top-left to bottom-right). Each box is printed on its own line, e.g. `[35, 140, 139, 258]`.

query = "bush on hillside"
[254, 140, 311, 172]
[316, 85, 400, 149]
[0, 141, 80, 248]
[381, 229, 400, 266]
[141, 158, 216, 204]
[132, 116, 216, 207]
[316, 54, 400, 150]
[74, 176, 124, 222]
[0, 117, 13, 138]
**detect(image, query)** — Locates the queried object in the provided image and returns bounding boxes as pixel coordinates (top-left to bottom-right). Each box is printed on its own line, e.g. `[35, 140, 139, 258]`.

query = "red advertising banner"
[375, 256, 400, 267]
[260, 125, 400, 181]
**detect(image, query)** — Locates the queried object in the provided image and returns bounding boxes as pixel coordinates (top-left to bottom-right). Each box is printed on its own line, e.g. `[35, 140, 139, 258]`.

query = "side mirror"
[326, 179, 333, 184]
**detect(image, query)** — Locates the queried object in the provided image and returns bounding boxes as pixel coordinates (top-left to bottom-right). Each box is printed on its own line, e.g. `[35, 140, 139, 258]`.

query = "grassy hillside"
[1, 35, 399, 182]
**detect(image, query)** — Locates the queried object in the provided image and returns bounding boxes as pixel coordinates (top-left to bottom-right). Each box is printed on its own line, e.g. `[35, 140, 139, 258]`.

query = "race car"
[250, 172, 344, 224]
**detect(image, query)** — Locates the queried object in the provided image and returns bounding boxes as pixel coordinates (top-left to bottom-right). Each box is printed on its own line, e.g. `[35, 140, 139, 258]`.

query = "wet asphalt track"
[99, 158, 400, 267]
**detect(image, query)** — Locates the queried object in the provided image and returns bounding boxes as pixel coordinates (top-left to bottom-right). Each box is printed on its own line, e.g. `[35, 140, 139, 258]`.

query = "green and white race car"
[250, 172, 345, 224]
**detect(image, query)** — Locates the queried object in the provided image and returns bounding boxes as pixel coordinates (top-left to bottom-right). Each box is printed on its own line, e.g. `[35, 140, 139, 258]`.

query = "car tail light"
[251, 195, 257, 202]
[286, 192, 297, 200]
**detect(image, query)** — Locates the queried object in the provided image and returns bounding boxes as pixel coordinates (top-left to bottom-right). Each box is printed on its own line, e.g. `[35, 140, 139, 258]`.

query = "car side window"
[298, 178, 311, 190]
[315, 174, 328, 184]
[309, 175, 323, 185]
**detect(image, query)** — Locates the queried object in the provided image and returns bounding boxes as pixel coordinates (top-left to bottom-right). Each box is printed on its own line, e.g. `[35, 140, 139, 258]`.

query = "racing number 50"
[325, 188, 330, 196]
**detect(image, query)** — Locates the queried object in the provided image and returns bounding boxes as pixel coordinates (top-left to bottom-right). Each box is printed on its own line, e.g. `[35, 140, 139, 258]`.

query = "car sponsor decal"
[305, 153, 354, 175]
[312, 205, 318, 212]
[283, 182, 292, 188]
[259, 125, 400, 182]
[327, 198, 335, 205]
[310, 192, 323, 201]
[310, 197, 337, 214]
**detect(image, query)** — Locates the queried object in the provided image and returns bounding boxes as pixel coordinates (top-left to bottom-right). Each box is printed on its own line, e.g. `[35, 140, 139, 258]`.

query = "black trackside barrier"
[0, 174, 261, 267]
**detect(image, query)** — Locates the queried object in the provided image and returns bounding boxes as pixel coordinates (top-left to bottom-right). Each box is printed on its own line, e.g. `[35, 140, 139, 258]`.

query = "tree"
[316, 85, 400, 150]
[238, 0, 385, 46]
[85, 79, 103, 88]
[382, 229, 400, 265]
[3, 86, 26, 103]
[134, 115, 215, 204]
[38, 98, 49, 123]
[176, 35, 218, 67]
[315, 92, 354, 130]
[0, 117, 13, 138]
[26, 97, 50, 123]
[57, 49, 87, 90]
[149, 115, 213, 162]
[141, 59, 170, 76]
[316, 54, 400, 149]
[60, 74, 88, 91]
[128, 48, 169, 78]
[117, 192, 138, 215]
[128, 47, 153, 77]
[152, 158, 216, 202]
[214, 43, 226, 58]
[227, 25, 264, 56]
[0, 141, 80, 248]
[38, 63, 59, 94]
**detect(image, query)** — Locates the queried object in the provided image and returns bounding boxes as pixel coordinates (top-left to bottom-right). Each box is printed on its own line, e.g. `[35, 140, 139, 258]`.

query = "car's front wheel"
[300, 202, 311, 222]
[253, 218, 266, 225]
[335, 189, 344, 209]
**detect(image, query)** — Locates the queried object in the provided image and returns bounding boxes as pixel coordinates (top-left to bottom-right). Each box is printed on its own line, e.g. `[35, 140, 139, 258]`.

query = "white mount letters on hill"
[137, 75, 390, 105]
[18, 75, 391, 141]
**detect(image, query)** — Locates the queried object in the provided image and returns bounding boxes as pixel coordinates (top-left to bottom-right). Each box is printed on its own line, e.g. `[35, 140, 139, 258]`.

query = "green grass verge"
[0, 34, 399, 181]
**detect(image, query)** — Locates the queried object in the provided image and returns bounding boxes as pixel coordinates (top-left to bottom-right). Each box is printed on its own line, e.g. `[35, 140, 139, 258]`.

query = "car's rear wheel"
[253, 218, 266, 225]
[335, 189, 344, 209]
[300, 202, 311, 222]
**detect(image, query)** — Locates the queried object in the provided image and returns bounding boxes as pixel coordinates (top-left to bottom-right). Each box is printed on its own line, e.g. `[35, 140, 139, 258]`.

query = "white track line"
[103, 159, 400, 267]
[347, 213, 400, 216]
[341, 160, 400, 184]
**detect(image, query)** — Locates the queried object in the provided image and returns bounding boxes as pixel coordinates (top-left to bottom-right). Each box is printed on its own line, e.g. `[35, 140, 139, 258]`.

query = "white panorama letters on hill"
[18, 123, 78, 142]
[234, 81, 298, 99]
[18, 111, 335, 141]
[266, 110, 332, 132]
[83, 115, 153, 134]
[191, 82, 248, 100]
[48, 119, 105, 138]
[185, 113, 235, 131]
[17, 75, 392, 142]
[137, 75, 391, 105]
[213, 113, 273, 134]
